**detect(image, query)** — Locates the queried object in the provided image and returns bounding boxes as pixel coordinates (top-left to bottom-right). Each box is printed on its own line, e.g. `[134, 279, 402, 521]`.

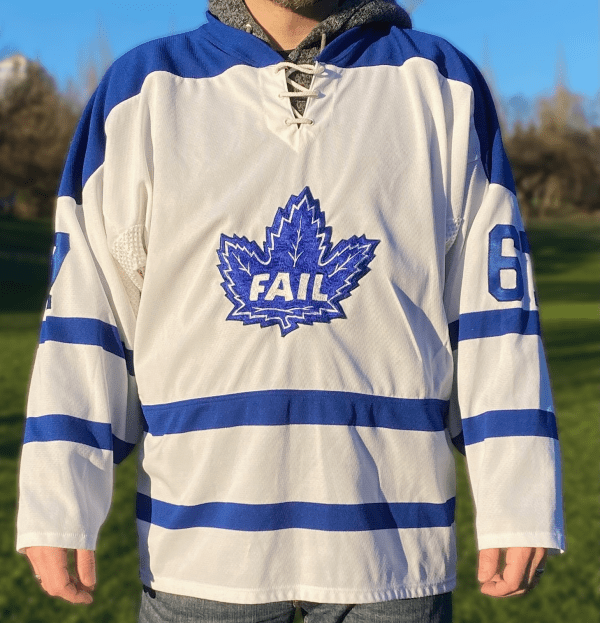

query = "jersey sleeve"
[443, 64, 565, 553]
[16, 71, 150, 552]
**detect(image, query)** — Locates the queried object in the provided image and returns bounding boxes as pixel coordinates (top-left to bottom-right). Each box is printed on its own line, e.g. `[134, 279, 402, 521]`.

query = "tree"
[64, 18, 113, 111]
[505, 87, 600, 218]
[503, 50, 600, 218]
[0, 61, 79, 218]
[404, 0, 424, 14]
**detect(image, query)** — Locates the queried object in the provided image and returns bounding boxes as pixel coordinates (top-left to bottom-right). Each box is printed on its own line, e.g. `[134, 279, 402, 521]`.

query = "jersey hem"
[476, 530, 566, 553]
[16, 532, 97, 553]
[139, 575, 457, 604]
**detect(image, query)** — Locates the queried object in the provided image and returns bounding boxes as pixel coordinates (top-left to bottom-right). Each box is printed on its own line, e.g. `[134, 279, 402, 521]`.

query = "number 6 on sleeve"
[488, 224, 527, 302]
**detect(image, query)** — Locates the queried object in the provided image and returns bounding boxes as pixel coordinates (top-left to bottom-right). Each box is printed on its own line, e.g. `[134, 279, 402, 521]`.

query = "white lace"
[277, 62, 325, 126]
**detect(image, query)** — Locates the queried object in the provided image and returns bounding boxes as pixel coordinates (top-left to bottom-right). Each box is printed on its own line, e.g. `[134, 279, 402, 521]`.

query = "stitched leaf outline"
[217, 187, 379, 336]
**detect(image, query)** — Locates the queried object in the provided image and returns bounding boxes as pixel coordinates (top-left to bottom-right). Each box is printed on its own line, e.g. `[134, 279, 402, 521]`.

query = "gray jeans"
[138, 587, 452, 623]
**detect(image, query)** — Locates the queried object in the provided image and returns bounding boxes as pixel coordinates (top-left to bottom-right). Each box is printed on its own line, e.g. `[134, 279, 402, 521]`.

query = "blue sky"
[1, 0, 598, 99]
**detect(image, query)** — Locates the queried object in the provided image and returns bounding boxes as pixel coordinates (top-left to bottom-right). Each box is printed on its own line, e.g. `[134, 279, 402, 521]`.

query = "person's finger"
[25, 546, 69, 589]
[500, 547, 533, 594]
[75, 549, 96, 591]
[477, 548, 501, 584]
[24, 547, 93, 604]
[24, 547, 42, 579]
[526, 548, 547, 588]
[46, 574, 94, 604]
[480, 547, 533, 597]
[28, 547, 71, 598]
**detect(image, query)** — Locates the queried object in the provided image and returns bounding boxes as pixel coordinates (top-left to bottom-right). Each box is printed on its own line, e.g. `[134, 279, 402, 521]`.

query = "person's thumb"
[478, 548, 501, 584]
[75, 549, 96, 590]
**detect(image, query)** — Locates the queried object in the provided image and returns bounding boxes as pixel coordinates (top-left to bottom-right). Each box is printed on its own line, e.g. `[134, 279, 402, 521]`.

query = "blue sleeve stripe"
[449, 309, 541, 349]
[23, 414, 135, 464]
[141, 390, 449, 436]
[462, 409, 558, 446]
[39, 317, 134, 376]
[24, 414, 111, 449]
[136, 493, 455, 532]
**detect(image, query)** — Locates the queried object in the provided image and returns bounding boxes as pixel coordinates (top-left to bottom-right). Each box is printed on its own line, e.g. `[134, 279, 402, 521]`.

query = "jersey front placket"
[260, 61, 331, 147]
[277, 61, 323, 123]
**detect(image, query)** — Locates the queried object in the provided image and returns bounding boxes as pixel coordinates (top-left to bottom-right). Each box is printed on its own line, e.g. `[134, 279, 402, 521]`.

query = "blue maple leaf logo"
[217, 187, 379, 336]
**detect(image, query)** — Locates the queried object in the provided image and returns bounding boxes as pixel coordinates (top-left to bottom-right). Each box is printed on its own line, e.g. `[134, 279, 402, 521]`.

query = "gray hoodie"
[208, 0, 412, 113]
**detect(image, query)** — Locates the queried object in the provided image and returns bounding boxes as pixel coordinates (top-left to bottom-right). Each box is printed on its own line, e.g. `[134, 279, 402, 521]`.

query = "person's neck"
[244, 0, 339, 50]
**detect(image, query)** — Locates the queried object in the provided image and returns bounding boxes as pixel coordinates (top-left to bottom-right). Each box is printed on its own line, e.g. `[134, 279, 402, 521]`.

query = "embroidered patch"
[217, 187, 379, 336]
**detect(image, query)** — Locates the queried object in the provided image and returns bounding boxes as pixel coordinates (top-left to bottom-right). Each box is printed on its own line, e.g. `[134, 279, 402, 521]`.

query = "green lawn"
[0, 217, 598, 622]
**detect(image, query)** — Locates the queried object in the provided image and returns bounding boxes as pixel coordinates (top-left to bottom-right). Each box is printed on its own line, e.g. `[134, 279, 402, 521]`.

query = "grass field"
[0, 216, 598, 622]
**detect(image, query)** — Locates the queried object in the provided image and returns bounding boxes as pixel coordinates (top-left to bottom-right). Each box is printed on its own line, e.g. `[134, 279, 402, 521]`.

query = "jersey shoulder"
[326, 23, 487, 95]
[97, 25, 215, 119]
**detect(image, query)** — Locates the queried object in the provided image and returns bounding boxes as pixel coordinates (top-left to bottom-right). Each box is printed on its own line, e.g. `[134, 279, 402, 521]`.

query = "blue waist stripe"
[142, 390, 449, 436]
[136, 493, 456, 532]
[448, 308, 541, 350]
[39, 316, 134, 376]
[23, 414, 135, 464]
[462, 409, 558, 446]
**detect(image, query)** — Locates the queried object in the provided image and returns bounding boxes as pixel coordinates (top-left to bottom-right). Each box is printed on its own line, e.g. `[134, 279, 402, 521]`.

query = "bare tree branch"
[403, 0, 424, 14]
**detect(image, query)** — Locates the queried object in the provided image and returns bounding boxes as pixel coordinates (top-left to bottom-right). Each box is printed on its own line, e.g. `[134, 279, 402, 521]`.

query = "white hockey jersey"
[17, 13, 565, 603]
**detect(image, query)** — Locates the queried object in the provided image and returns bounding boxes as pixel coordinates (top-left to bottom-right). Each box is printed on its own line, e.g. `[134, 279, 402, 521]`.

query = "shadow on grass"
[0, 280, 48, 314]
[542, 320, 600, 396]
[527, 224, 600, 277]
[1, 216, 53, 314]
[0, 215, 53, 253]
[542, 320, 600, 350]
[0, 414, 25, 461]
[537, 281, 599, 303]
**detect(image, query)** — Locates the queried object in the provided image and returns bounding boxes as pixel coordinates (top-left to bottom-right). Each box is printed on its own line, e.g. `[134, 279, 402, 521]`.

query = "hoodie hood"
[208, 0, 412, 64]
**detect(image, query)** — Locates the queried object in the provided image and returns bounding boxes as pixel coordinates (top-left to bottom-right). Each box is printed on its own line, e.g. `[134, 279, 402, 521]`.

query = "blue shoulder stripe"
[136, 493, 455, 532]
[58, 13, 280, 204]
[142, 390, 448, 436]
[61, 18, 512, 204]
[39, 316, 134, 376]
[318, 26, 514, 193]
[23, 414, 136, 464]
[462, 409, 558, 446]
[448, 309, 541, 350]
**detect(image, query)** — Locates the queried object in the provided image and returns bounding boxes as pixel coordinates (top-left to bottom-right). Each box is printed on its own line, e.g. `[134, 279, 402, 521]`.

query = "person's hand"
[478, 547, 547, 597]
[24, 546, 96, 604]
